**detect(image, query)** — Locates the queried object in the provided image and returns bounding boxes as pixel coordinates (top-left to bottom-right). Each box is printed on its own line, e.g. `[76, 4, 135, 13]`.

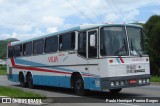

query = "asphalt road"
[0, 75, 160, 106]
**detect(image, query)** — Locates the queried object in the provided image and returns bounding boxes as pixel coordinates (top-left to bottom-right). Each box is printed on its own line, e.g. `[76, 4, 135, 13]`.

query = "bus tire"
[26, 73, 34, 89]
[19, 73, 26, 87]
[73, 75, 86, 96]
[109, 88, 122, 94]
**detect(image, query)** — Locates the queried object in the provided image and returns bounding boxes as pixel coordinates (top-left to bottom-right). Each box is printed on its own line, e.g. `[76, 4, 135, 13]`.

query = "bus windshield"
[127, 27, 146, 56]
[100, 26, 128, 56]
[100, 26, 146, 56]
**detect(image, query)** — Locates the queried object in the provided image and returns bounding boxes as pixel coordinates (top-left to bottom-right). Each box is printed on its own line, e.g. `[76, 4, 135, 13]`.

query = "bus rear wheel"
[19, 73, 26, 87]
[26, 73, 34, 89]
[73, 75, 86, 96]
[109, 88, 122, 94]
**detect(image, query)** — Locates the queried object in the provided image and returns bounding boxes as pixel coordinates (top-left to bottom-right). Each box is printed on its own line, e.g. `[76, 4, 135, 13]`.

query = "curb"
[151, 82, 160, 85]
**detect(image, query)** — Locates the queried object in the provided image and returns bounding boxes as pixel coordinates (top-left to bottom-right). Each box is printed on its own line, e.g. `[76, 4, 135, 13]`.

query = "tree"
[144, 15, 160, 75]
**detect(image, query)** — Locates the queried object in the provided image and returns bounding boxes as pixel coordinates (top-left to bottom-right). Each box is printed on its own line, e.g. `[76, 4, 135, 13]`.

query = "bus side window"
[14, 45, 22, 57]
[33, 39, 44, 55]
[78, 32, 86, 57]
[45, 36, 58, 53]
[23, 42, 32, 56]
[8, 47, 13, 58]
[59, 32, 75, 51]
[59, 35, 62, 50]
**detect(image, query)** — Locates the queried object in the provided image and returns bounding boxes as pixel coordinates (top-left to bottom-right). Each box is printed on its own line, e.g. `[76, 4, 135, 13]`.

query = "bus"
[7, 24, 150, 95]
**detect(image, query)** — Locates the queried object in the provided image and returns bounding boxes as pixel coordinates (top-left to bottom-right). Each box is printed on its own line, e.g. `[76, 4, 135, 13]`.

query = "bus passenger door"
[87, 29, 100, 90]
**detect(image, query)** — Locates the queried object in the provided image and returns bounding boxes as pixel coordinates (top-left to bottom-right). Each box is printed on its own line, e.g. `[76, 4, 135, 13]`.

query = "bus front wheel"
[73, 75, 86, 96]
[109, 88, 122, 94]
[26, 73, 34, 89]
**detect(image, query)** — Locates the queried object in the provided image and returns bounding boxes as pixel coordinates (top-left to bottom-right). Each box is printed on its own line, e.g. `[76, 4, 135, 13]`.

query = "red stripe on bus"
[11, 57, 16, 66]
[119, 57, 124, 63]
[82, 74, 93, 76]
[10, 58, 71, 74]
[16, 66, 72, 74]
[10, 58, 93, 76]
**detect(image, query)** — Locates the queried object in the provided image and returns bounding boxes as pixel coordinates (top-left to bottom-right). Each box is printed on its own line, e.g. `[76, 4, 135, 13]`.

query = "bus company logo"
[48, 56, 58, 63]
[2, 98, 11, 103]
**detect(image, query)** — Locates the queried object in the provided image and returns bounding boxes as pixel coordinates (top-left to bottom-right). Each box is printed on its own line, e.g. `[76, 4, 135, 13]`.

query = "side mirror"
[90, 34, 96, 47]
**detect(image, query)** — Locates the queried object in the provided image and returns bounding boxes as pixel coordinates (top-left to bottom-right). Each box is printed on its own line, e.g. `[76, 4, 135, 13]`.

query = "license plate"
[129, 80, 137, 84]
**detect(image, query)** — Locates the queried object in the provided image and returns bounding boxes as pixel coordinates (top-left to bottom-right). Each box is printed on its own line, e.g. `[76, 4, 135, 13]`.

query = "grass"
[0, 65, 7, 75]
[0, 69, 7, 75]
[150, 76, 160, 82]
[0, 86, 44, 97]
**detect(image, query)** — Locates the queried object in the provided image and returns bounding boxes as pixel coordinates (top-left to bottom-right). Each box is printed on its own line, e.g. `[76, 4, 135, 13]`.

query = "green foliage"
[151, 76, 160, 82]
[0, 69, 7, 75]
[0, 38, 18, 59]
[0, 65, 7, 75]
[0, 64, 7, 70]
[144, 15, 160, 75]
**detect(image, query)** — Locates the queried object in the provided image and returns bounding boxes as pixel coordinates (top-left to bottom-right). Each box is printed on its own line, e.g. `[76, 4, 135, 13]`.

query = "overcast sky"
[0, 0, 160, 40]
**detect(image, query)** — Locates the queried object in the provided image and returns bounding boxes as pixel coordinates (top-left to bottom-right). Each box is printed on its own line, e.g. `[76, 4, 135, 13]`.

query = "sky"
[0, 0, 160, 40]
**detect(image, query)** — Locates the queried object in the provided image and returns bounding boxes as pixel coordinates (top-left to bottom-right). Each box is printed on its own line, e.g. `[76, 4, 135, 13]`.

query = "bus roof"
[11, 23, 142, 46]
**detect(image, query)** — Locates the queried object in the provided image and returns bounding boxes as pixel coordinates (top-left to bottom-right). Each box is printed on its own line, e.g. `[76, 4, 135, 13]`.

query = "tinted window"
[59, 32, 75, 51]
[78, 32, 86, 57]
[23, 42, 32, 56]
[45, 36, 58, 53]
[33, 39, 44, 55]
[14, 45, 22, 57]
[8, 47, 13, 58]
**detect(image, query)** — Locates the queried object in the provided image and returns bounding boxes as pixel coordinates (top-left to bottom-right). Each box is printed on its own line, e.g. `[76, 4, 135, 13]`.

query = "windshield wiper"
[130, 40, 142, 57]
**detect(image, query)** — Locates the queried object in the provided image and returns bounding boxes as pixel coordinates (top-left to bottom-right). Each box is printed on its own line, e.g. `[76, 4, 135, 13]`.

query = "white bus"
[7, 24, 150, 95]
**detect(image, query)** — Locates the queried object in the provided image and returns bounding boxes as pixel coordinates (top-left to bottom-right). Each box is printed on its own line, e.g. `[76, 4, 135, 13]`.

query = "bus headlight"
[120, 81, 124, 85]
[139, 79, 142, 84]
[143, 79, 146, 83]
[111, 82, 114, 86]
[115, 81, 119, 86]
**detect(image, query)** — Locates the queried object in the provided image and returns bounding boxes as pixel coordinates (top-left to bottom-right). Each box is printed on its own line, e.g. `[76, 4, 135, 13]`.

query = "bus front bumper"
[100, 74, 151, 90]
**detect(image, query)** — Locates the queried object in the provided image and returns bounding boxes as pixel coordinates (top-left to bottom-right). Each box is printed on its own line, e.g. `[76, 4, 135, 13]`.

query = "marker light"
[147, 79, 149, 83]
[109, 60, 113, 63]
[146, 58, 149, 61]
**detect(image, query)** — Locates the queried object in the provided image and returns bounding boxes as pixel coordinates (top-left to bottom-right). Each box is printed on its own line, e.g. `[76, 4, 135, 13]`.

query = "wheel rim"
[76, 79, 82, 90]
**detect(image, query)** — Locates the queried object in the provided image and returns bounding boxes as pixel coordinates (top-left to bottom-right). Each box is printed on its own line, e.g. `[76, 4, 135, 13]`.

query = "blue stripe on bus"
[8, 74, 101, 91]
[15, 58, 47, 67]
